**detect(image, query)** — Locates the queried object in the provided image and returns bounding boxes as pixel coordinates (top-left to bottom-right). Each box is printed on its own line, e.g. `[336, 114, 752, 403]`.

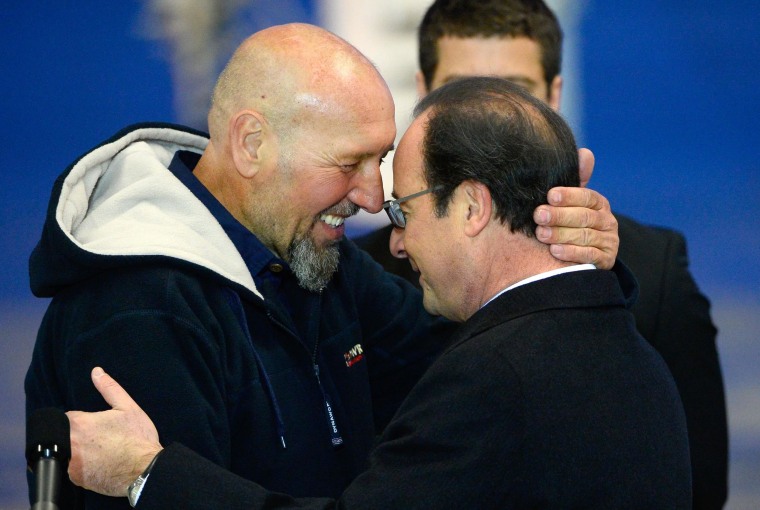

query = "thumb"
[91, 367, 138, 411]
[578, 148, 595, 188]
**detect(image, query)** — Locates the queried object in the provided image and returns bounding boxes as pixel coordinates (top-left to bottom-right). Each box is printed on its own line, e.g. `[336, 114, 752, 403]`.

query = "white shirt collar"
[482, 264, 596, 309]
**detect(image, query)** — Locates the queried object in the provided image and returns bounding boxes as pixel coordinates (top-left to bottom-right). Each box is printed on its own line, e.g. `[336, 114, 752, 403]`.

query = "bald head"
[195, 24, 395, 292]
[208, 23, 392, 144]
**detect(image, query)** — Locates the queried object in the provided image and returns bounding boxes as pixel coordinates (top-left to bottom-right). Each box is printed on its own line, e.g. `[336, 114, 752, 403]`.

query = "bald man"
[27, 24, 620, 509]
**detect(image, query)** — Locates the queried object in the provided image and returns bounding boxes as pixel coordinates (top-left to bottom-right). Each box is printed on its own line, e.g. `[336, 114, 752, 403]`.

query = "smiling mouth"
[318, 201, 359, 229]
[320, 213, 346, 228]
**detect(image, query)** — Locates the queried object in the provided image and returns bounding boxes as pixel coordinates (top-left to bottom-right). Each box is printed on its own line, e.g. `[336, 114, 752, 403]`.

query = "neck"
[194, 146, 252, 231]
[475, 234, 576, 312]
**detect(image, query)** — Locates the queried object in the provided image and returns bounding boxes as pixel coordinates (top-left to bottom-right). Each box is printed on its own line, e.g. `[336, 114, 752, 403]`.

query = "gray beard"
[286, 200, 358, 292]
[288, 233, 340, 293]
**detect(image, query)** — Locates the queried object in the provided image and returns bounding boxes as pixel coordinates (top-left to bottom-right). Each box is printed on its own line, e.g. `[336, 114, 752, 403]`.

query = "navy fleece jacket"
[26, 123, 452, 509]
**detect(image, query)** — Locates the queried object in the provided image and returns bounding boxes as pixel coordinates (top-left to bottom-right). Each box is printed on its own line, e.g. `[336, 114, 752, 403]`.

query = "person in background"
[26, 22, 620, 509]
[355, 2, 727, 507]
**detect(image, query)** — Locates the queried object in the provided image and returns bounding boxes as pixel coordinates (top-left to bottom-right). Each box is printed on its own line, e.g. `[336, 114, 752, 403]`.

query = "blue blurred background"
[2, 1, 758, 508]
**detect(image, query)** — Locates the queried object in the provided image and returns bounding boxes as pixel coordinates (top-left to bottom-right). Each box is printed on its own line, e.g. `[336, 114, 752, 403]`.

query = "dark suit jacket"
[355, 214, 727, 509]
[138, 270, 692, 509]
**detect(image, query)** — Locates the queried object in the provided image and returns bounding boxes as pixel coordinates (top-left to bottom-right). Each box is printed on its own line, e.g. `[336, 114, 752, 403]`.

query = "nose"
[389, 226, 407, 259]
[347, 162, 384, 214]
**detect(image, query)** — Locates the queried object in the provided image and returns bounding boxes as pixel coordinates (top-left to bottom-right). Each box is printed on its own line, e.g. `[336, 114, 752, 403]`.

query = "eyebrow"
[358, 144, 395, 160]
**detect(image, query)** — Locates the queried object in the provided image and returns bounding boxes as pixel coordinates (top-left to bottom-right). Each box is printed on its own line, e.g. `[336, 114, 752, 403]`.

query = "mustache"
[320, 200, 359, 218]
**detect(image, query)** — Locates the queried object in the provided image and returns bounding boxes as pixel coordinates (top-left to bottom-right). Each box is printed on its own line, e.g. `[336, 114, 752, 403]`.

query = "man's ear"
[460, 181, 492, 238]
[230, 111, 268, 178]
[415, 70, 430, 99]
[548, 75, 563, 112]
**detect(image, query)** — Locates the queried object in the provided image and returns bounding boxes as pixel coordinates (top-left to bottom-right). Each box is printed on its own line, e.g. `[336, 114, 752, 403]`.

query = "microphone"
[26, 407, 71, 510]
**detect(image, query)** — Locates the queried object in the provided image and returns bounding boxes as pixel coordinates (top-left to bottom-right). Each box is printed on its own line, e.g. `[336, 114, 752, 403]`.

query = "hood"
[30, 123, 261, 299]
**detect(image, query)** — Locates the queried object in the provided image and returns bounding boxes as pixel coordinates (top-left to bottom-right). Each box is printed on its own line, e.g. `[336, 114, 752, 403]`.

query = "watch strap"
[127, 449, 163, 507]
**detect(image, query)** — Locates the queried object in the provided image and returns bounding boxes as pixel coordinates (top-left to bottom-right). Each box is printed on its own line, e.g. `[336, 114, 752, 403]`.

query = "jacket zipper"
[265, 297, 343, 448]
[311, 293, 343, 448]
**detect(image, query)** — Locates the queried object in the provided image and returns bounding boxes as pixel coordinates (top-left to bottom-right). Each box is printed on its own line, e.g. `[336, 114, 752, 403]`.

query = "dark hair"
[418, 0, 562, 92]
[414, 76, 578, 237]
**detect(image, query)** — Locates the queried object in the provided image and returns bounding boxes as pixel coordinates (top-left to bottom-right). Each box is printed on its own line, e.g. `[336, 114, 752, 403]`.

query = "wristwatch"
[127, 450, 163, 507]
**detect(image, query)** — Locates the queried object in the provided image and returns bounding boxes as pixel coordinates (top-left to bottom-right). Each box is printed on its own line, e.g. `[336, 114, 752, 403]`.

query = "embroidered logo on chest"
[343, 343, 364, 367]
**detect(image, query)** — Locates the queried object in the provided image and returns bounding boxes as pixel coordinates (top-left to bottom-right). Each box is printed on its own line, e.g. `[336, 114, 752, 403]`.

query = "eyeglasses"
[382, 186, 442, 229]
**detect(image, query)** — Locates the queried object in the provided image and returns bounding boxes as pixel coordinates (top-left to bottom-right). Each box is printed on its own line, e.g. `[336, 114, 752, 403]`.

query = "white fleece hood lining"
[57, 126, 262, 299]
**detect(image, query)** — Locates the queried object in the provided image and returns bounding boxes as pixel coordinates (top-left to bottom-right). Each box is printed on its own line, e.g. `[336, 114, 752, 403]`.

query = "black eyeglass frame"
[382, 186, 443, 229]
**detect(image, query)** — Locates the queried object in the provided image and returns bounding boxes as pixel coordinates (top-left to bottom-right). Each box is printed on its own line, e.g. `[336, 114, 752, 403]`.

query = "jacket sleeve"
[654, 231, 727, 509]
[137, 443, 333, 510]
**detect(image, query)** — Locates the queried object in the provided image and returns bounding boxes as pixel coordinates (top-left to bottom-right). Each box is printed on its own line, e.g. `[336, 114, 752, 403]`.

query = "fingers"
[90, 367, 138, 411]
[578, 148, 595, 187]
[89, 366, 160, 446]
[535, 205, 615, 232]
[545, 186, 611, 214]
[534, 186, 619, 270]
[535, 224, 618, 269]
[545, 244, 614, 268]
[536, 187, 615, 232]
[535, 220, 615, 251]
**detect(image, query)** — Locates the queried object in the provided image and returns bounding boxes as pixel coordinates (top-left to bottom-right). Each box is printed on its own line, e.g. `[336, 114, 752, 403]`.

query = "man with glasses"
[357, 2, 726, 505]
[65, 77, 691, 509]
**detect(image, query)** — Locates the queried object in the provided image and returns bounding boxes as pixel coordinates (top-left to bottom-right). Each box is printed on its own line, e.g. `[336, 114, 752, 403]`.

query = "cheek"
[407, 230, 437, 272]
[400, 225, 421, 253]
[297, 172, 352, 209]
